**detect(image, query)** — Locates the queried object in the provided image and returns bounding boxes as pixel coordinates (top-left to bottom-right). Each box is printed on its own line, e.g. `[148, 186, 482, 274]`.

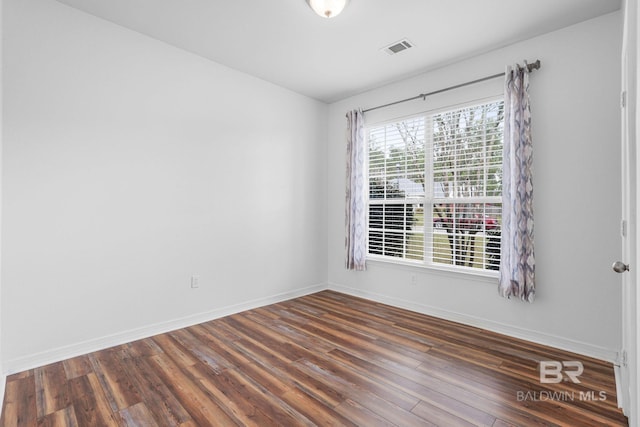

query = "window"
[367, 99, 504, 273]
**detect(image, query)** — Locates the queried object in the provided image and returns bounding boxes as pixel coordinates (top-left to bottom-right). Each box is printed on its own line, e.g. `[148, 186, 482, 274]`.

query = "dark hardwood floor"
[0, 290, 628, 426]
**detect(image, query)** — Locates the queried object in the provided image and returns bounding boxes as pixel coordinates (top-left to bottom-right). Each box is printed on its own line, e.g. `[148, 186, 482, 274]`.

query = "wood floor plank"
[125, 338, 164, 359]
[68, 373, 119, 427]
[219, 367, 315, 426]
[118, 402, 159, 427]
[150, 334, 199, 368]
[147, 353, 238, 427]
[1, 376, 37, 427]
[186, 324, 254, 367]
[5, 371, 33, 383]
[119, 355, 192, 427]
[295, 296, 434, 351]
[231, 337, 290, 369]
[279, 386, 359, 427]
[411, 400, 483, 427]
[272, 362, 347, 408]
[301, 351, 420, 411]
[34, 363, 71, 419]
[199, 318, 243, 342]
[293, 358, 429, 427]
[0, 291, 628, 426]
[335, 398, 411, 427]
[168, 329, 232, 373]
[88, 350, 141, 412]
[252, 316, 338, 354]
[276, 308, 426, 370]
[188, 362, 278, 427]
[229, 361, 292, 398]
[62, 356, 93, 381]
[220, 315, 315, 364]
[36, 405, 78, 427]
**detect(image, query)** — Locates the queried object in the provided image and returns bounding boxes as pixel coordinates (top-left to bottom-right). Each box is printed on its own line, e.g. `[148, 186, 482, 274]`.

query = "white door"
[618, 0, 638, 423]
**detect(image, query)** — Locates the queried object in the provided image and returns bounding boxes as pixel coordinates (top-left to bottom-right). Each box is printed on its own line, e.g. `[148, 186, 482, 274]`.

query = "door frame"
[620, 0, 638, 423]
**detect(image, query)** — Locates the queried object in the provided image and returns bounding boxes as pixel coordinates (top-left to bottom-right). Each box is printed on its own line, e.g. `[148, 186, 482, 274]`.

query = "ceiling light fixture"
[306, 0, 349, 18]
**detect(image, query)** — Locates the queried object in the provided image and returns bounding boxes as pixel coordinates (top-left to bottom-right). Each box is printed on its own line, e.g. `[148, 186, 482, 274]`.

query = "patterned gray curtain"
[499, 64, 535, 302]
[345, 110, 366, 270]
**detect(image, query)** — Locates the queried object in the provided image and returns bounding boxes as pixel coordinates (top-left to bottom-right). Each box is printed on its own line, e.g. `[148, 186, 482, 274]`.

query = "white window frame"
[365, 96, 504, 278]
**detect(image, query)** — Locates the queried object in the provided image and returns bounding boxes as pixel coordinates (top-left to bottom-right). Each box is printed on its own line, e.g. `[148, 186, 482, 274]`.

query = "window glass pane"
[366, 99, 503, 273]
[433, 102, 504, 199]
[432, 202, 501, 269]
[368, 119, 426, 202]
[367, 202, 424, 261]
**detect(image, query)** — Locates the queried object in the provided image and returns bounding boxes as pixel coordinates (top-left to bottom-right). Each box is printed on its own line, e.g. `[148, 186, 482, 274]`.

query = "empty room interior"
[1, 0, 640, 426]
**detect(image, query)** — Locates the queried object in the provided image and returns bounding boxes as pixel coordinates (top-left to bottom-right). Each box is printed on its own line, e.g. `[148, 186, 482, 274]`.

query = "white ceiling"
[54, 0, 621, 103]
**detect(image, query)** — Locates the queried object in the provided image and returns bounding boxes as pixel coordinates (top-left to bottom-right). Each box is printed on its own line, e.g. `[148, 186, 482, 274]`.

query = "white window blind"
[367, 99, 504, 273]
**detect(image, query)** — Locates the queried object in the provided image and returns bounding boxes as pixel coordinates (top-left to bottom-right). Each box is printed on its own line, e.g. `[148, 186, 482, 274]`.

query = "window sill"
[365, 255, 499, 284]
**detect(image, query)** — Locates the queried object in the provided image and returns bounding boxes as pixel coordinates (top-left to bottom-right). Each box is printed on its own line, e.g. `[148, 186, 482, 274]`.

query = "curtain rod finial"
[527, 60, 541, 72]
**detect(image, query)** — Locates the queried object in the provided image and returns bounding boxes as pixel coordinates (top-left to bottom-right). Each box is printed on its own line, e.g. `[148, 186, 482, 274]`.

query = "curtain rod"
[363, 59, 541, 113]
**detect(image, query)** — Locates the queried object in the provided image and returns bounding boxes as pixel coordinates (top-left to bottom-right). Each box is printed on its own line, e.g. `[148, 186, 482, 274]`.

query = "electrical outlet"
[191, 275, 200, 289]
[410, 274, 417, 285]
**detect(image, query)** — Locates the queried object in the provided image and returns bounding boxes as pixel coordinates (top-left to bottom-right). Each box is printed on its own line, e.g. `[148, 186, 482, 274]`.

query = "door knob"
[612, 261, 630, 273]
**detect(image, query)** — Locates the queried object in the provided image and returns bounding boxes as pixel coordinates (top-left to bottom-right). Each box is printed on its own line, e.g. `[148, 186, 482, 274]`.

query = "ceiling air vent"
[383, 39, 414, 55]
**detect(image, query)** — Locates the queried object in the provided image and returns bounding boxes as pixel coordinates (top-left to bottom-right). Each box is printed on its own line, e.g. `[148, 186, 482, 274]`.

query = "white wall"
[328, 12, 623, 361]
[1, 0, 328, 371]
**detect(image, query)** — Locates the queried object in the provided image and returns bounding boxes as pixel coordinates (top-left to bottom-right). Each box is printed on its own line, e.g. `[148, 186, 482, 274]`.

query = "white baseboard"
[5, 283, 328, 374]
[328, 282, 619, 364]
[614, 364, 624, 411]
